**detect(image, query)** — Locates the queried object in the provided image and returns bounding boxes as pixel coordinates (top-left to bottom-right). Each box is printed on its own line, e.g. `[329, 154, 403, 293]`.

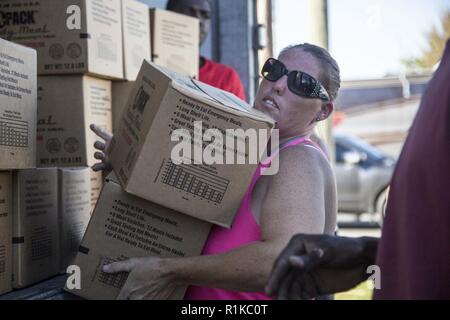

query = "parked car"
[335, 133, 395, 224]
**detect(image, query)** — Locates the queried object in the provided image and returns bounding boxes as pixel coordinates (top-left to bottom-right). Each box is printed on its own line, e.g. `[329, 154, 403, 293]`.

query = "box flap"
[147, 61, 274, 126]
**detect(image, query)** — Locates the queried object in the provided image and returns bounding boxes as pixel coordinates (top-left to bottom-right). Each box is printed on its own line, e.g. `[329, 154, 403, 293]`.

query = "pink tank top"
[184, 137, 324, 300]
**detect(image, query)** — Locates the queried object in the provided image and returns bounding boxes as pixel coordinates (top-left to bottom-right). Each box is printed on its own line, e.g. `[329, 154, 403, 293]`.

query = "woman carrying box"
[91, 42, 341, 300]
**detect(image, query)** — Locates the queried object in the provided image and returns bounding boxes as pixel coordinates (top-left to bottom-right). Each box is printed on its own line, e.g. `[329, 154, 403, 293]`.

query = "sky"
[139, 0, 166, 8]
[273, 0, 450, 80]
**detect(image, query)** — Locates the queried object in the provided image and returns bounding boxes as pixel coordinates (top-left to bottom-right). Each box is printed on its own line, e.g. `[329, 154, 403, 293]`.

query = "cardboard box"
[110, 61, 274, 228]
[0, 38, 37, 169]
[112, 81, 134, 132]
[37, 75, 112, 168]
[58, 168, 91, 273]
[151, 9, 199, 78]
[0, 172, 12, 295]
[90, 170, 104, 213]
[66, 174, 211, 300]
[12, 168, 59, 288]
[121, 0, 152, 81]
[0, 0, 123, 79]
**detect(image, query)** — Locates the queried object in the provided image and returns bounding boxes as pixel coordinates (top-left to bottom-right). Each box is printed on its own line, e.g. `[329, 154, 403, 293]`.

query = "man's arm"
[265, 234, 379, 300]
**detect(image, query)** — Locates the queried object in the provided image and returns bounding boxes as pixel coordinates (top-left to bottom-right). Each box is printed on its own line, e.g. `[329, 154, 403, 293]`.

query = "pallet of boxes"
[1, 0, 275, 300]
[0, 38, 82, 293]
[0, 37, 38, 296]
[65, 1, 276, 300]
[0, 0, 125, 296]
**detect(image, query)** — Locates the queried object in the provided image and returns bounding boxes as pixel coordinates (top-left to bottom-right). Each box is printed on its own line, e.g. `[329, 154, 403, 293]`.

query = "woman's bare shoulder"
[279, 143, 331, 172]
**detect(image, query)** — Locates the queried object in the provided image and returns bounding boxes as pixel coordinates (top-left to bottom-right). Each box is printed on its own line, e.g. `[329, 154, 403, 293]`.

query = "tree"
[402, 11, 450, 73]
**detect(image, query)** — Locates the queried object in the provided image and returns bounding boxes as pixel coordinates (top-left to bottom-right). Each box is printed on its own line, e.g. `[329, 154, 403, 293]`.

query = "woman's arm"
[170, 146, 329, 289]
[104, 146, 330, 298]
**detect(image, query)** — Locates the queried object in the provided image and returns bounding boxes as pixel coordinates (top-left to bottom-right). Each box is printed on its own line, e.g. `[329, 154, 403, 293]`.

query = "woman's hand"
[103, 257, 178, 300]
[90, 124, 113, 174]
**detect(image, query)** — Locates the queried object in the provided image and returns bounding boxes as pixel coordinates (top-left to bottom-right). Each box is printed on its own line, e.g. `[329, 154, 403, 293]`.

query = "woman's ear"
[316, 102, 334, 122]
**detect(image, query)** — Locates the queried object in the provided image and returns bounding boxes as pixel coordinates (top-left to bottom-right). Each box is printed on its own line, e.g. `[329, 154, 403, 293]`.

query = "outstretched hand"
[265, 234, 378, 300]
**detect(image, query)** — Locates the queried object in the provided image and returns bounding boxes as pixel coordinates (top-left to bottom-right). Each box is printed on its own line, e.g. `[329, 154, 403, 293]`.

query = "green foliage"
[402, 11, 450, 73]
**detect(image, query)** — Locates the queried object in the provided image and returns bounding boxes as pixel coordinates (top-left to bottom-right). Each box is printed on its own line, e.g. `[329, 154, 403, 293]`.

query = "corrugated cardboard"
[0, 38, 36, 169]
[12, 168, 59, 288]
[90, 170, 104, 214]
[0, 172, 12, 295]
[121, 0, 151, 81]
[66, 174, 211, 300]
[112, 81, 134, 132]
[58, 168, 91, 273]
[0, 0, 123, 79]
[150, 9, 199, 78]
[37, 75, 112, 168]
[110, 61, 274, 228]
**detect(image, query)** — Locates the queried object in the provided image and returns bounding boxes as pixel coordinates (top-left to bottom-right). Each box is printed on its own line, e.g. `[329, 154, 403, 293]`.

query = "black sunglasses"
[261, 58, 330, 101]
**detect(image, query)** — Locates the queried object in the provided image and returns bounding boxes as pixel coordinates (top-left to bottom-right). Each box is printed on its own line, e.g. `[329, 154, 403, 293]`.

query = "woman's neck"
[279, 132, 312, 147]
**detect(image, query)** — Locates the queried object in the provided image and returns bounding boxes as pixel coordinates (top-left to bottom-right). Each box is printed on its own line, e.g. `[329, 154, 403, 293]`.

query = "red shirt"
[374, 40, 450, 299]
[199, 58, 247, 102]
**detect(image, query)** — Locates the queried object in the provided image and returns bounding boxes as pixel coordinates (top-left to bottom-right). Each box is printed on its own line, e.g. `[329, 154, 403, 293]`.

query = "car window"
[344, 136, 386, 162]
[335, 142, 350, 163]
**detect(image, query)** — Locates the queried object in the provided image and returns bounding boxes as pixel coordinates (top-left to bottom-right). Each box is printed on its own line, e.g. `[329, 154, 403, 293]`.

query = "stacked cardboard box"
[112, 81, 135, 132]
[58, 168, 91, 273]
[110, 61, 274, 228]
[36, 75, 112, 214]
[121, 0, 152, 81]
[1, 3, 201, 170]
[0, 172, 12, 295]
[66, 174, 211, 300]
[0, 0, 121, 215]
[90, 171, 104, 214]
[36, 76, 112, 168]
[150, 8, 200, 79]
[113, 0, 152, 132]
[0, 0, 124, 79]
[0, 38, 37, 169]
[1, 0, 252, 300]
[0, 0, 116, 290]
[10, 167, 92, 288]
[12, 168, 59, 288]
[112, 6, 200, 133]
[0, 38, 37, 295]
